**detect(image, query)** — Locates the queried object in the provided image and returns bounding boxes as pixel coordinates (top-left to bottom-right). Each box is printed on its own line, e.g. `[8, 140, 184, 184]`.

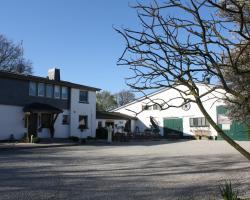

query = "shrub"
[87, 136, 95, 140]
[33, 136, 40, 143]
[96, 127, 108, 139]
[69, 136, 79, 142]
[220, 181, 239, 200]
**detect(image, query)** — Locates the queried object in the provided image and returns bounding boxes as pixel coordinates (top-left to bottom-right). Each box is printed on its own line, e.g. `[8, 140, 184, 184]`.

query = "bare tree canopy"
[116, 0, 250, 159]
[218, 0, 250, 125]
[115, 90, 135, 107]
[96, 90, 117, 111]
[0, 34, 32, 74]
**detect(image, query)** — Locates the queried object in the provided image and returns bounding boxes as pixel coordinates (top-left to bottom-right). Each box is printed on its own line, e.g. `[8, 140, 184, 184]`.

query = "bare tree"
[218, 0, 250, 125]
[0, 34, 32, 74]
[115, 90, 135, 107]
[116, 0, 250, 159]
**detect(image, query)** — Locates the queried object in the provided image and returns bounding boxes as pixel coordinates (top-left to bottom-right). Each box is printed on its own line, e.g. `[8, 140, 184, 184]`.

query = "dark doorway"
[28, 113, 38, 136]
[105, 121, 114, 128]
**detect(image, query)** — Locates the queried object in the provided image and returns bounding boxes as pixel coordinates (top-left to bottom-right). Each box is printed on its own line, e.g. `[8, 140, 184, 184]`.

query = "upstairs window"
[38, 83, 45, 97]
[79, 91, 88, 103]
[190, 117, 209, 127]
[61, 87, 68, 100]
[153, 104, 161, 110]
[29, 82, 37, 96]
[46, 84, 53, 98]
[54, 85, 61, 99]
[142, 105, 152, 111]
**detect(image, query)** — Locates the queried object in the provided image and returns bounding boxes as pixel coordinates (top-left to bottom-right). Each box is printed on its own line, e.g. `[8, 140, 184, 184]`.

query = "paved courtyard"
[0, 140, 249, 200]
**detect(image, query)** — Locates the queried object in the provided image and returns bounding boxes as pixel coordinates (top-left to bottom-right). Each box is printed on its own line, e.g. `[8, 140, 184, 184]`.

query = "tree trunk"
[196, 98, 250, 160]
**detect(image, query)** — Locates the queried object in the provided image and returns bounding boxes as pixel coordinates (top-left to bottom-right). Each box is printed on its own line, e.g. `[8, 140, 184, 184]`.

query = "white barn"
[113, 84, 234, 139]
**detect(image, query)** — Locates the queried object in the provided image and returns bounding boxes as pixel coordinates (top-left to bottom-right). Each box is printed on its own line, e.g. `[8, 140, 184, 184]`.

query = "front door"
[28, 113, 38, 136]
[164, 118, 183, 138]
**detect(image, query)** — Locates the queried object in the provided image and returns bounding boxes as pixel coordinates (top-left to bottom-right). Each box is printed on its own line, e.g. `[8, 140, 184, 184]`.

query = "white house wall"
[70, 88, 96, 138]
[38, 110, 70, 138]
[114, 84, 225, 137]
[0, 105, 26, 140]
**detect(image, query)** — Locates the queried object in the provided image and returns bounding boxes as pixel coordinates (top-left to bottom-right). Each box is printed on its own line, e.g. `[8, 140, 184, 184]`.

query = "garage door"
[164, 118, 183, 138]
[217, 106, 250, 141]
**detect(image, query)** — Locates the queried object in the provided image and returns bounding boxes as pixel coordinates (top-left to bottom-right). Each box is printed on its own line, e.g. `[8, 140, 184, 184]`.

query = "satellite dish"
[182, 102, 191, 111]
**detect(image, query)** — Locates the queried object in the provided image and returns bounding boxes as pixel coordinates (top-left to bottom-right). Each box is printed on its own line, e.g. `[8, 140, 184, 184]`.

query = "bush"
[69, 136, 79, 142]
[33, 136, 40, 143]
[87, 136, 95, 140]
[96, 127, 108, 139]
[220, 181, 239, 200]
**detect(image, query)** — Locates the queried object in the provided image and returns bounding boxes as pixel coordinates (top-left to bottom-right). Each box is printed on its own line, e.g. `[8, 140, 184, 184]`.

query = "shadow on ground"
[0, 141, 249, 200]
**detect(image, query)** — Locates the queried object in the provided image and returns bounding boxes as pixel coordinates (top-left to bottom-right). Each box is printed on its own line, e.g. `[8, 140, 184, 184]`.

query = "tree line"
[96, 90, 135, 111]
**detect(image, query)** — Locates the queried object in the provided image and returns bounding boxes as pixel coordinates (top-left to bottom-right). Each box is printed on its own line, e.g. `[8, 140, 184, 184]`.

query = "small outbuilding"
[96, 111, 137, 133]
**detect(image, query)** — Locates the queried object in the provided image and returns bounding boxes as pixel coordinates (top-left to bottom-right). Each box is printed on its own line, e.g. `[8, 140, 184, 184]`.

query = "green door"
[217, 106, 250, 141]
[164, 118, 183, 138]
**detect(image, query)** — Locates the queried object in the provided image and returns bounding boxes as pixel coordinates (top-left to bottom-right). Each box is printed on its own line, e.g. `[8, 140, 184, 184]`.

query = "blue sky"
[0, 0, 143, 93]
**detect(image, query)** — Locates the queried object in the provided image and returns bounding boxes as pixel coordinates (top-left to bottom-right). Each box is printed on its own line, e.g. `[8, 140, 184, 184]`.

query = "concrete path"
[0, 140, 249, 200]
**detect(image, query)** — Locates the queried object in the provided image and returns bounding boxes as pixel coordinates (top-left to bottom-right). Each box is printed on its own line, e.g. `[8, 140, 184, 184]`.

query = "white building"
[113, 84, 249, 140]
[0, 69, 100, 140]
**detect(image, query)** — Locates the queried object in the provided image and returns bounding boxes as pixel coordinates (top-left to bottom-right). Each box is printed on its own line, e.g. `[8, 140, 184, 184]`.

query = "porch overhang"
[23, 103, 63, 114]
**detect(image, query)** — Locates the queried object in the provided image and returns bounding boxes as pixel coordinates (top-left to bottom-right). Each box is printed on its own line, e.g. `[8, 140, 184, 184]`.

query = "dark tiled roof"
[0, 70, 101, 91]
[96, 111, 137, 120]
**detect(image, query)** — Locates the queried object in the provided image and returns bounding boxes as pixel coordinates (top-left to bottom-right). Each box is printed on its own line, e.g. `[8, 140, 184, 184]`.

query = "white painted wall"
[0, 105, 26, 140]
[0, 89, 97, 140]
[114, 84, 225, 137]
[96, 119, 128, 133]
[70, 88, 96, 138]
[38, 110, 70, 138]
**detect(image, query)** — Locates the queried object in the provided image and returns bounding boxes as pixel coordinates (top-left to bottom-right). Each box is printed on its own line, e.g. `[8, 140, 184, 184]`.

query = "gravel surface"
[0, 140, 249, 200]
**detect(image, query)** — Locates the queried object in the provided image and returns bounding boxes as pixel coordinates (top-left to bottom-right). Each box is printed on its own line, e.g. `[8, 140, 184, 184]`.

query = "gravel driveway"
[0, 140, 249, 200]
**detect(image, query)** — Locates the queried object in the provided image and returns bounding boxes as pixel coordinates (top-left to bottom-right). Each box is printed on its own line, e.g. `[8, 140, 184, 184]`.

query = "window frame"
[37, 83, 45, 97]
[29, 82, 37, 96]
[79, 90, 88, 103]
[46, 84, 53, 98]
[79, 115, 88, 129]
[62, 115, 70, 125]
[54, 85, 61, 99]
[153, 104, 161, 110]
[61, 86, 68, 100]
[190, 117, 210, 127]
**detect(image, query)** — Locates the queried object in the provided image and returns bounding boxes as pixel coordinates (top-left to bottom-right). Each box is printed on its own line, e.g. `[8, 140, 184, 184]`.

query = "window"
[62, 115, 70, 125]
[54, 85, 61, 99]
[40, 114, 52, 128]
[79, 91, 88, 103]
[190, 117, 209, 127]
[61, 87, 68, 100]
[38, 83, 45, 97]
[98, 121, 102, 128]
[46, 84, 53, 98]
[29, 82, 36, 96]
[153, 104, 161, 110]
[142, 105, 152, 111]
[79, 115, 88, 129]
